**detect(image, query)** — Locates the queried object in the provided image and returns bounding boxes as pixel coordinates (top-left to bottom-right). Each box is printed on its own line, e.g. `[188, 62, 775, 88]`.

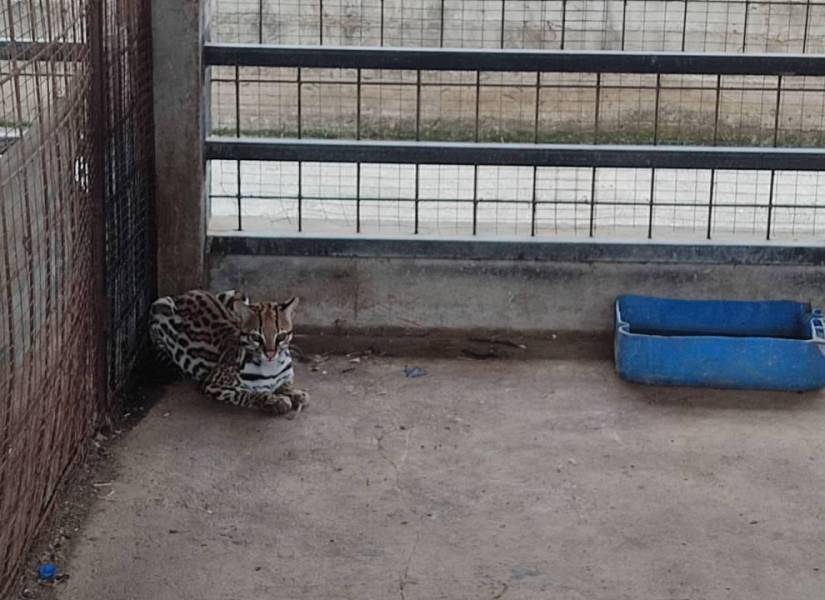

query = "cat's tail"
[148, 296, 181, 381]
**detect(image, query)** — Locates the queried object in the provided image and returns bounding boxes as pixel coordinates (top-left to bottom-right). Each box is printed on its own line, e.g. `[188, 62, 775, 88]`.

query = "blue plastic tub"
[614, 295, 825, 391]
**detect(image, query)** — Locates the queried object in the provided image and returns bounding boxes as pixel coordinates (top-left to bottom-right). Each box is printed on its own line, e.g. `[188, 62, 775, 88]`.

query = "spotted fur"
[149, 289, 308, 414]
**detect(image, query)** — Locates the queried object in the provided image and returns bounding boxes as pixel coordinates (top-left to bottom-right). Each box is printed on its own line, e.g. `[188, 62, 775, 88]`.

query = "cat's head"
[230, 296, 299, 361]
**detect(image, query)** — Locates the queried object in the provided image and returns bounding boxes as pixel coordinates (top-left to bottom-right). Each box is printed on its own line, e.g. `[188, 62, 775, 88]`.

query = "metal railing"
[205, 42, 825, 245]
[211, 0, 825, 54]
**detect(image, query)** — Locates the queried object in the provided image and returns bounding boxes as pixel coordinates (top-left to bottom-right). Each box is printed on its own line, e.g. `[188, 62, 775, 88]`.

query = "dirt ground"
[28, 356, 825, 599]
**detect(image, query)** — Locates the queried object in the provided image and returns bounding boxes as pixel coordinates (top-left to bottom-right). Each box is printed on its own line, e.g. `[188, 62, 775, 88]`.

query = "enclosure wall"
[209, 248, 825, 340]
[0, 0, 155, 593]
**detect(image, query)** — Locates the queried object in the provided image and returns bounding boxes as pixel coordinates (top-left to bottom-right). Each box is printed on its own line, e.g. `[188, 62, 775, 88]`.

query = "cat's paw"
[261, 394, 292, 415]
[288, 389, 310, 412]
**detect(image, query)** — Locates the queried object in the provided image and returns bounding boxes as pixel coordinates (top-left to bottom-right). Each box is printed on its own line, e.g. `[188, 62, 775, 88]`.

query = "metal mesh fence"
[207, 66, 825, 240]
[207, 1, 825, 242]
[0, 0, 154, 593]
[102, 0, 155, 396]
[212, 69, 825, 147]
[0, 2, 97, 592]
[211, 0, 825, 53]
[210, 161, 825, 240]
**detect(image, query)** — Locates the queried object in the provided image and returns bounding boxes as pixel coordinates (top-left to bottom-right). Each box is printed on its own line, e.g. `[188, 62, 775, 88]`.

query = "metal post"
[152, 0, 209, 294]
[88, 0, 109, 409]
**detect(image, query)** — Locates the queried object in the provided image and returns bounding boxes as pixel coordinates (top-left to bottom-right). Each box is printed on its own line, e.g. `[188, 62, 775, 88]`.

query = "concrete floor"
[57, 357, 825, 600]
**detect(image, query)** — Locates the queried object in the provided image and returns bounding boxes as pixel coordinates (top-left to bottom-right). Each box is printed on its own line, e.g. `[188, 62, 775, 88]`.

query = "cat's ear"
[280, 296, 299, 318]
[230, 296, 258, 326]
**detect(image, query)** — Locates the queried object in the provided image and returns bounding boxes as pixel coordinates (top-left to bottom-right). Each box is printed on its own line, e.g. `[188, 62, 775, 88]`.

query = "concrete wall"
[209, 252, 825, 338]
[153, 0, 209, 294]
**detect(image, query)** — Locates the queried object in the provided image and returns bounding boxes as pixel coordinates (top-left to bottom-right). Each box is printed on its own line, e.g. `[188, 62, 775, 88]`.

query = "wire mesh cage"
[0, 0, 154, 593]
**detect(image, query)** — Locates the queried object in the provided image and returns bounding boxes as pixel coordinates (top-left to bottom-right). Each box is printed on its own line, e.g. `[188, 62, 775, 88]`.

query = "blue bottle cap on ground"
[38, 563, 57, 581]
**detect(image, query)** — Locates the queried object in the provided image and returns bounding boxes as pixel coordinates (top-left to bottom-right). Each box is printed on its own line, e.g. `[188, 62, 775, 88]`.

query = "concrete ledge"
[209, 235, 825, 266]
[208, 251, 825, 342]
[293, 328, 613, 361]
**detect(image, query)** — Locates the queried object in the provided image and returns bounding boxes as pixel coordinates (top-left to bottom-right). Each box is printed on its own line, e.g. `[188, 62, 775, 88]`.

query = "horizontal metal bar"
[208, 193, 825, 211]
[205, 137, 825, 170]
[210, 76, 825, 93]
[204, 43, 825, 76]
[0, 40, 84, 61]
[208, 235, 825, 266]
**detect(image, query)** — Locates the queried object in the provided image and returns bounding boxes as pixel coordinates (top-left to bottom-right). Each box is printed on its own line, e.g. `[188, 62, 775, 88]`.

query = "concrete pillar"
[152, 0, 211, 294]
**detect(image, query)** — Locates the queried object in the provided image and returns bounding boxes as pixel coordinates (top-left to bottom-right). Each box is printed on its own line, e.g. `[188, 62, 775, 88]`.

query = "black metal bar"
[258, 0, 264, 43]
[208, 76, 825, 94]
[590, 71, 601, 238]
[594, 72, 601, 143]
[205, 137, 825, 171]
[532, 71, 540, 236]
[439, 0, 445, 47]
[472, 166, 479, 236]
[803, 0, 812, 53]
[530, 167, 538, 237]
[533, 72, 541, 142]
[561, 0, 567, 50]
[647, 170, 656, 239]
[298, 162, 303, 232]
[356, 69, 361, 140]
[203, 44, 825, 76]
[208, 194, 821, 211]
[473, 71, 480, 141]
[414, 164, 420, 235]
[207, 235, 825, 267]
[356, 162, 361, 233]
[712, 73, 721, 145]
[589, 168, 597, 238]
[415, 69, 421, 139]
[773, 74, 783, 147]
[621, 0, 627, 51]
[472, 70, 480, 235]
[499, 1, 506, 49]
[653, 73, 661, 144]
[767, 76, 783, 241]
[743, 0, 751, 52]
[234, 68, 241, 133]
[319, 0, 324, 44]
[235, 65, 242, 231]
[380, 0, 385, 46]
[235, 165, 242, 230]
[297, 68, 303, 138]
[648, 72, 662, 239]
[767, 170, 776, 241]
[707, 169, 715, 240]
[681, 0, 689, 52]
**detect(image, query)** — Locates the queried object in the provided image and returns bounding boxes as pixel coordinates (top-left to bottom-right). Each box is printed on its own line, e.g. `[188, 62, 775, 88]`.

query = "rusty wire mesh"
[0, 0, 154, 593]
[101, 0, 155, 397]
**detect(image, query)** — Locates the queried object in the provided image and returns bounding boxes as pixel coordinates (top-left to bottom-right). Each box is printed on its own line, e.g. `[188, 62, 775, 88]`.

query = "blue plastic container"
[614, 295, 825, 391]
[38, 563, 57, 582]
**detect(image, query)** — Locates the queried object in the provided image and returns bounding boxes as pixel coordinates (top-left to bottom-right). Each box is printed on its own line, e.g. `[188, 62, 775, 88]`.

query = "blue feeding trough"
[614, 295, 825, 391]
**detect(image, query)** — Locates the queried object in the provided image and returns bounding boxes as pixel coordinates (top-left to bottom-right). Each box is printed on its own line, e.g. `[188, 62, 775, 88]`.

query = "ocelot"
[149, 289, 309, 415]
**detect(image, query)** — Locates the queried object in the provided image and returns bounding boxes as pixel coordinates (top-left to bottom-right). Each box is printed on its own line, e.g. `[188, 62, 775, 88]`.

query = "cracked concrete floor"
[57, 357, 825, 600]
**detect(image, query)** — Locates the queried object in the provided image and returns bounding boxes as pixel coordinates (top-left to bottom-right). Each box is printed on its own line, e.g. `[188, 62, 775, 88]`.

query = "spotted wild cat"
[149, 289, 309, 414]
